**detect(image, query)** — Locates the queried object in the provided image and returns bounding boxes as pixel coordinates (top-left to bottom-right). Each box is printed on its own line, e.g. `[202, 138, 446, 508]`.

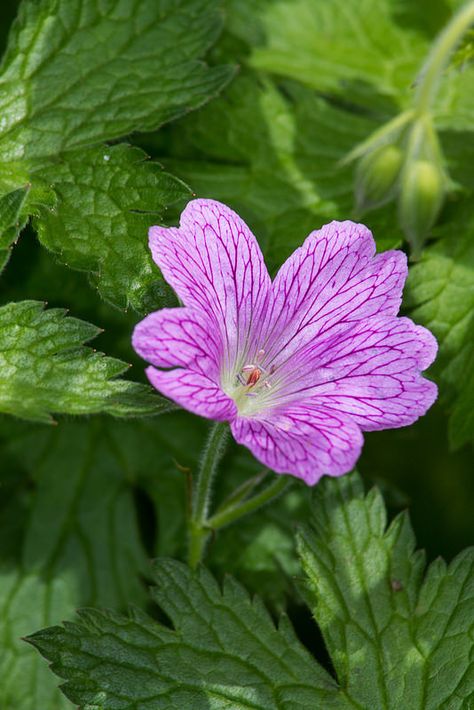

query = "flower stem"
[207, 474, 291, 531]
[415, 1, 474, 115]
[187, 422, 228, 569]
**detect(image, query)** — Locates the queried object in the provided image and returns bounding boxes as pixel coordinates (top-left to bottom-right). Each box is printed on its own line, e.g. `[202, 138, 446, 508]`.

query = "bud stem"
[415, 1, 474, 115]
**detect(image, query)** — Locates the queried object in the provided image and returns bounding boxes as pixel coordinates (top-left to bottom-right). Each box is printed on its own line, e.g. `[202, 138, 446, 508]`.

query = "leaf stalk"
[207, 475, 291, 530]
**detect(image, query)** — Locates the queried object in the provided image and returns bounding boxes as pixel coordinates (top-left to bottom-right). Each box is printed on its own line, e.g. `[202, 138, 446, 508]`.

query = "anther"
[236, 350, 274, 394]
[246, 367, 262, 387]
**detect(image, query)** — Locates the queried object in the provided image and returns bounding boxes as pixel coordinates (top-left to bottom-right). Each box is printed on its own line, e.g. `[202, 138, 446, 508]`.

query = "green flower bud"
[355, 145, 403, 211]
[398, 159, 445, 256]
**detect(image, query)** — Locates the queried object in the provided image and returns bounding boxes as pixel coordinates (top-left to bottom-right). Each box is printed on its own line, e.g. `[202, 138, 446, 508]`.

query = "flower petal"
[231, 404, 363, 485]
[132, 308, 220, 377]
[146, 366, 236, 421]
[149, 199, 271, 368]
[276, 316, 437, 430]
[263, 221, 407, 367]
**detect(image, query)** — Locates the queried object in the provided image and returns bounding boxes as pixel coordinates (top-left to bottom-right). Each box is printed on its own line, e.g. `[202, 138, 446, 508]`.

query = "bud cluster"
[347, 110, 446, 256]
[345, 1, 474, 255]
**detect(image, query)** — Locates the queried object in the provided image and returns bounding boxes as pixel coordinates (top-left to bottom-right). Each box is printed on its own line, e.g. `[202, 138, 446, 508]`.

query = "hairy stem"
[187, 422, 228, 569]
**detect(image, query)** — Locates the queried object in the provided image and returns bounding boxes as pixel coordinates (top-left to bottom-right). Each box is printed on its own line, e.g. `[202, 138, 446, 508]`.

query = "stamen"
[231, 347, 276, 412]
[246, 367, 262, 387]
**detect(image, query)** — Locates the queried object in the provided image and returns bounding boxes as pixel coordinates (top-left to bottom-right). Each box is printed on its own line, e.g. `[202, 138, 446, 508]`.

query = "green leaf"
[29, 473, 474, 709]
[29, 559, 341, 709]
[155, 74, 401, 271]
[298, 473, 474, 708]
[0, 0, 234, 179]
[0, 300, 174, 421]
[0, 184, 29, 271]
[0, 0, 233, 298]
[406, 202, 474, 447]
[34, 144, 190, 312]
[0, 418, 155, 710]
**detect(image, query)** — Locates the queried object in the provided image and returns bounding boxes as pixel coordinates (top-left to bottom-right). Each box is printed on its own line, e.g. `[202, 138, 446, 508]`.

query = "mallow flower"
[133, 199, 437, 485]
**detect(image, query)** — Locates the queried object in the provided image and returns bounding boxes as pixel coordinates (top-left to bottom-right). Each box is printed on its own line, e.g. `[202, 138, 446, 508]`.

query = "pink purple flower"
[133, 199, 437, 485]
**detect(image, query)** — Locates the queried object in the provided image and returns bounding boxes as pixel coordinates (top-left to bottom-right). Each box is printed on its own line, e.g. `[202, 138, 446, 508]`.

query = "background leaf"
[244, 0, 474, 126]
[149, 73, 401, 273]
[0, 419, 161, 710]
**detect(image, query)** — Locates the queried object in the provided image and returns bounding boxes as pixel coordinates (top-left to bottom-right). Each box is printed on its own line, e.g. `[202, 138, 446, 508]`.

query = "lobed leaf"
[245, 0, 474, 126]
[0, 0, 234, 173]
[406, 203, 474, 447]
[224, 0, 474, 194]
[0, 184, 29, 271]
[299, 475, 474, 707]
[29, 472, 474, 708]
[34, 144, 190, 312]
[0, 0, 234, 301]
[248, 0, 424, 112]
[0, 300, 174, 421]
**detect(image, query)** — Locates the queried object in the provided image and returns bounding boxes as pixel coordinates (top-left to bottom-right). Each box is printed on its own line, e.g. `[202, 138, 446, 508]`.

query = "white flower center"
[222, 349, 276, 415]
